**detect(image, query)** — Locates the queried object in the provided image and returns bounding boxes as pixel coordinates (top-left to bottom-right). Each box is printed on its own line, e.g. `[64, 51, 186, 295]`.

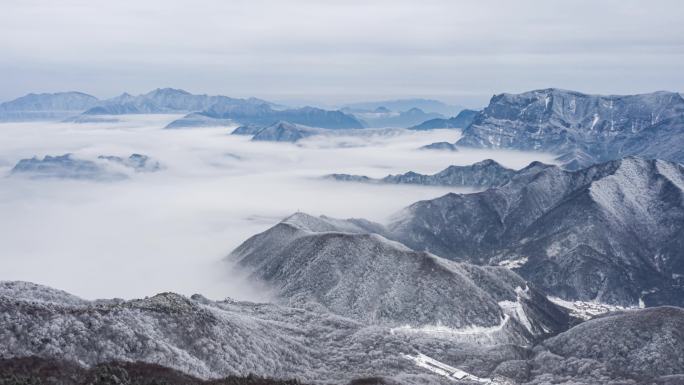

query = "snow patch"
[498, 286, 536, 334]
[548, 296, 636, 320]
[497, 256, 528, 269]
[402, 353, 496, 383]
[590, 113, 599, 130]
[391, 315, 509, 337]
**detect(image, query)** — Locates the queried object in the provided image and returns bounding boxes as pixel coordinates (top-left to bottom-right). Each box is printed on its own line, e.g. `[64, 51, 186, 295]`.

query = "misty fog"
[0, 116, 557, 301]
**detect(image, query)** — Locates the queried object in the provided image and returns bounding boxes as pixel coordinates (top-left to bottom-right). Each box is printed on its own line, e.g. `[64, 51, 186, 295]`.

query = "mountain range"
[2, 158, 683, 383]
[0, 91, 99, 121]
[409, 109, 479, 130]
[2, 87, 684, 385]
[342, 107, 445, 128]
[387, 157, 684, 307]
[0, 88, 365, 130]
[326, 159, 516, 188]
[168, 104, 364, 130]
[10, 153, 161, 180]
[343, 99, 464, 116]
[230, 212, 572, 339]
[3, 213, 683, 385]
[81, 88, 273, 115]
[454, 88, 684, 169]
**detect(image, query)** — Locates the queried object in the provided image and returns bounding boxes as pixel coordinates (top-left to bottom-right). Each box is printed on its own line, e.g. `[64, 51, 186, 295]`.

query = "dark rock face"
[456, 88, 684, 167]
[410, 109, 479, 130]
[0, 356, 308, 385]
[387, 157, 684, 306]
[0, 92, 100, 121]
[326, 160, 515, 189]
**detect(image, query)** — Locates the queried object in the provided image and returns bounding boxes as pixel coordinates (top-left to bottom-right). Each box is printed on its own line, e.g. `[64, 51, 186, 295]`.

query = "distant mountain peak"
[458, 88, 684, 168]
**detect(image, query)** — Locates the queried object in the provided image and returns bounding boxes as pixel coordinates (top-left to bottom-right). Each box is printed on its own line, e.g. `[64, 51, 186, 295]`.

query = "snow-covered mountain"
[456, 88, 684, 168]
[0, 279, 562, 384]
[410, 109, 479, 130]
[0, 357, 311, 385]
[1, 209, 682, 384]
[326, 159, 515, 188]
[388, 157, 684, 306]
[2, 280, 682, 383]
[0, 92, 99, 121]
[230, 213, 572, 340]
[250, 121, 325, 142]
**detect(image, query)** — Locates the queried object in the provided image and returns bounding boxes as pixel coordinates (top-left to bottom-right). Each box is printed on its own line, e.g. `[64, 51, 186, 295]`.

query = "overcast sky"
[1, 0, 683, 107]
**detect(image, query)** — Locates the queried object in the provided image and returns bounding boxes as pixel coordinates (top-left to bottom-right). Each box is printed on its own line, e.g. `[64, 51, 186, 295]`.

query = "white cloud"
[0, 115, 556, 300]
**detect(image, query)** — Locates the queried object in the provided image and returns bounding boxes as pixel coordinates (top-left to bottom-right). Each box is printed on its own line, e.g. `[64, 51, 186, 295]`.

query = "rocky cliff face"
[456, 89, 684, 168]
[387, 157, 684, 306]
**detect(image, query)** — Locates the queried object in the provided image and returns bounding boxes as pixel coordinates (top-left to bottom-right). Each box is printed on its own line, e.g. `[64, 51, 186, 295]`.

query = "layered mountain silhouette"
[326, 159, 515, 188]
[387, 157, 684, 306]
[0, 91, 99, 121]
[230, 212, 572, 339]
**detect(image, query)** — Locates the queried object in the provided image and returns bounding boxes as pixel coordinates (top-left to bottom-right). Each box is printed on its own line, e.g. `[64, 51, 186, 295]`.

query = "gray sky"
[1, 0, 683, 107]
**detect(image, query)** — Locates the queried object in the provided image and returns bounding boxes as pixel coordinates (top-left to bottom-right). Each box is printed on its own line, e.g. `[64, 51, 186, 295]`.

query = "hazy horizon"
[2, 0, 683, 107]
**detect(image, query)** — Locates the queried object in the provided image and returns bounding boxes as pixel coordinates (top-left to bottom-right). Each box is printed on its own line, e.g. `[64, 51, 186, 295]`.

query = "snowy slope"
[388, 157, 684, 306]
[230, 213, 572, 341]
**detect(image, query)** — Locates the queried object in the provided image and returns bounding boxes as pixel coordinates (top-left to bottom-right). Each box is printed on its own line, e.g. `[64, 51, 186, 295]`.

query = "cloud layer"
[0, 116, 555, 300]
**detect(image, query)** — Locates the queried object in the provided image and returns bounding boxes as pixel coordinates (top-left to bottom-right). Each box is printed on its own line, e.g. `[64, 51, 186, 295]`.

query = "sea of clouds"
[0, 115, 557, 301]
